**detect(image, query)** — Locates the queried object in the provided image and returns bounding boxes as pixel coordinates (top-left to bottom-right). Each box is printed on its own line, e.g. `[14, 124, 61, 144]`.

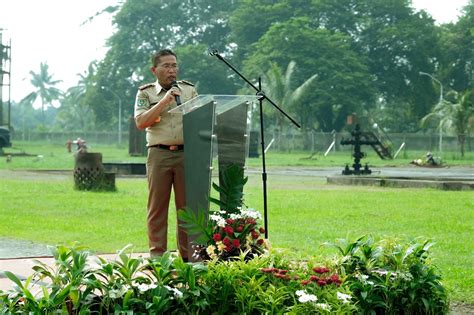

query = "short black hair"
[151, 49, 177, 67]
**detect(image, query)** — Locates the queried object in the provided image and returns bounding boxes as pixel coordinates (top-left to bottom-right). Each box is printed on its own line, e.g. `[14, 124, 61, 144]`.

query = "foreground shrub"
[1, 235, 449, 314]
[325, 235, 449, 314]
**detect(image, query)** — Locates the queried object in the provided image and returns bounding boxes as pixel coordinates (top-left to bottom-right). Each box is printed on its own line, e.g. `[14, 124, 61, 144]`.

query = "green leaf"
[2, 271, 24, 290]
[178, 208, 213, 244]
[210, 164, 247, 211]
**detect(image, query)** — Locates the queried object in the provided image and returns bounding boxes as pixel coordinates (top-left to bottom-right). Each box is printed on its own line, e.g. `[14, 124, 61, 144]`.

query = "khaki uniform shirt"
[134, 80, 198, 146]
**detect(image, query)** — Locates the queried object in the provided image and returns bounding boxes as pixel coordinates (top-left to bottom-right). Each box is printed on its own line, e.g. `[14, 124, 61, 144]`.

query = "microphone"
[208, 48, 219, 56]
[171, 80, 181, 105]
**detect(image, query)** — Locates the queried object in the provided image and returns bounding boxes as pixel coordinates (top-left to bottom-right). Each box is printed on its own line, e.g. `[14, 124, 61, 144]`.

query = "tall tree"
[421, 90, 474, 156]
[438, 1, 474, 92]
[312, 0, 440, 128]
[244, 17, 375, 131]
[20, 62, 62, 125]
[258, 61, 317, 133]
[230, 0, 314, 63]
[56, 63, 96, 132]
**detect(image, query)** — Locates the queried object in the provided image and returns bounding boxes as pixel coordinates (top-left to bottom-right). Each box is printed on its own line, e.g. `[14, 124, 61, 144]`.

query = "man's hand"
[163, 86, 181, 105]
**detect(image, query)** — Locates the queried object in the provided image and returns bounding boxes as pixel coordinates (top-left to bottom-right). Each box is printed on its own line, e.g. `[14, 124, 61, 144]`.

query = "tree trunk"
[458, 133, 465, 157]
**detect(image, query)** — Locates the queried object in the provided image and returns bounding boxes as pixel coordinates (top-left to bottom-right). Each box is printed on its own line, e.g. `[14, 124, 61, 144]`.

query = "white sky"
[0, 0, 470, 103]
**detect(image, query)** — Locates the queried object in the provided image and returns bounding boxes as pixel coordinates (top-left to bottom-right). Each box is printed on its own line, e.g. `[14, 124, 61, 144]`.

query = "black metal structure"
[209, 49, 300, 238]
[340, 124, 377, 175]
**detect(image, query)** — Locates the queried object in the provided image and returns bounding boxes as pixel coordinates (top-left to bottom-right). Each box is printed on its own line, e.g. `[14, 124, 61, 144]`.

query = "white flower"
[296, 290, 317, 303]
[229, 213, 243, 220]
[355, 273, 375, 285]
[295, 290, 306, 296]
[337, 292, 352, 304]
[316, 303, 331, 311]
[164, 285, 183, 299]
[206, 245, 217, 259]
[137, 283, 157, 293]
[216, 241, 226, 252]
[372, 269, 389, 276]
[299, 294, 318, 303]
[241, 209, 262, 219]
[209, 214, 226, 227]
[357, 274, 369, 281]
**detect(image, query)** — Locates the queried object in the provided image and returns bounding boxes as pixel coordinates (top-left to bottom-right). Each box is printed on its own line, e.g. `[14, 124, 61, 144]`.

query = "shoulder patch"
[178, 80, 194, 86]
[139, 83, 154, 91]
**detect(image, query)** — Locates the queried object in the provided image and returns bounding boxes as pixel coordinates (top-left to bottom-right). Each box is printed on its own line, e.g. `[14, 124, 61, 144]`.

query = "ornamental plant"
[324, 235, 449, 314]
[0, 237, 448, 313]
[197, 207, 267, 261]
[179, 164, 267, 261]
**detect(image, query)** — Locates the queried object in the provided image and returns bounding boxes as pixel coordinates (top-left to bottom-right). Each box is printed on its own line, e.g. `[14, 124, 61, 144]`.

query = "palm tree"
[56, 62, 97, 132]
[20, 62, 63, 125]
[261, 61, 317, 130]
[421, 90, 474, 157]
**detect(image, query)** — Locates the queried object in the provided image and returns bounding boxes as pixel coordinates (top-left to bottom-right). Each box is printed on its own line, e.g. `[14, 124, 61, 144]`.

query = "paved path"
[248, 165, 474, 180]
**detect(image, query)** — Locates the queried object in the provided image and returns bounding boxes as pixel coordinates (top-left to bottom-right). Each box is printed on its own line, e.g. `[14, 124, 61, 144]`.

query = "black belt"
[149, 144, 184, 151]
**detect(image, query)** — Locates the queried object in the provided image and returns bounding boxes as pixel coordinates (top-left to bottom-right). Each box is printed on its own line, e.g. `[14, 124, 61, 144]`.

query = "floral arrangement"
[194, 207, 267, 261]
[180, 164, 268, 261]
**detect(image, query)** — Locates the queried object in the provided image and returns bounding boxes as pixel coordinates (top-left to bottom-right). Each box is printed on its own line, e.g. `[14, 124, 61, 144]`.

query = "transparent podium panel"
[169, 95, 258, 217]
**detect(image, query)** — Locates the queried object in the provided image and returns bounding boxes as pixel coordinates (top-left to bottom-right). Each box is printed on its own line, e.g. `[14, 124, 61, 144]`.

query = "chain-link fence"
[11, 130, 473, 154]
[261, 130, 472, 153]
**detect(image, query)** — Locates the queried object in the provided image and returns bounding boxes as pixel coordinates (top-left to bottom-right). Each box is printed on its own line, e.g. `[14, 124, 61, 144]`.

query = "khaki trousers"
[146, 147, 188, 258]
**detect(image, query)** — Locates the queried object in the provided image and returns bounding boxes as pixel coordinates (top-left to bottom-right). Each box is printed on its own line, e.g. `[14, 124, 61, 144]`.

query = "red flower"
[246, 218, 256, 225]
[280, 275, 291, 281]
[223, 225, 234, 236]
[309, 275, 319, 282]
[225, 245, 232, 252]
[317, 279, 327, 286]
[233, 239, 241, 248]
[251, 231, 259, 239]
[259, 227, 265, 234]
[261, 268, 273, 273]
[277, 269, 288, 275]
[222, 237, 231, 246]
[236, 225, 244, 232]
[213, 233, 222, 242]
[257, 238, 264, 245]
[329, 274, 342, 285]
[313, 267, 330, 274]
[301, 280, 310, 285]
[226, 218, 235, 225]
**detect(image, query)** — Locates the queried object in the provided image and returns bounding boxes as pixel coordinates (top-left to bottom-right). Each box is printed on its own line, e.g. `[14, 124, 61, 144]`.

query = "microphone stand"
[209, 49, 300, 238]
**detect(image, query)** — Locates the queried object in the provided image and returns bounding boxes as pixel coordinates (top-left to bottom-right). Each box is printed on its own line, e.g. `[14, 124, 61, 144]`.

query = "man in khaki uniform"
[134, 49, 198, 260]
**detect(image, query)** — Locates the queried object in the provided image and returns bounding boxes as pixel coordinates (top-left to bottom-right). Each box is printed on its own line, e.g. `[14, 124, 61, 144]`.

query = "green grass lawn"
[0, 141, 473, 304]
[0, 171, 473, 304]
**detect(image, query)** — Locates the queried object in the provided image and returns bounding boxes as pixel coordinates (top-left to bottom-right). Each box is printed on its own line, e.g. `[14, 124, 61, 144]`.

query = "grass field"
[1, 141, 474, 170]
[0, 141, 473, 304]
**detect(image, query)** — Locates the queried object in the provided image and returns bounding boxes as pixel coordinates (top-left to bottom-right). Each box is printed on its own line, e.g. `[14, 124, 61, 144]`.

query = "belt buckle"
[169, 145, 178, 151]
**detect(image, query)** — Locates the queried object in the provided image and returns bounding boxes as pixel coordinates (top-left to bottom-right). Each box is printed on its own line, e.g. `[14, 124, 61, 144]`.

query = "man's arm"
[135, 88, 180, 130]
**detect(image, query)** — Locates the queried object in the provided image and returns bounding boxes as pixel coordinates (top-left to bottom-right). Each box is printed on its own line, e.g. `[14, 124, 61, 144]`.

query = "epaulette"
[178, 80, 194, 86]
[139, 83, 154, 91]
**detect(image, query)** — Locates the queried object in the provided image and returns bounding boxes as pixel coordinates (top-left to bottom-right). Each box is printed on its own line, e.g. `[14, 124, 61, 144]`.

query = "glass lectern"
[170, 94, 258, 215]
